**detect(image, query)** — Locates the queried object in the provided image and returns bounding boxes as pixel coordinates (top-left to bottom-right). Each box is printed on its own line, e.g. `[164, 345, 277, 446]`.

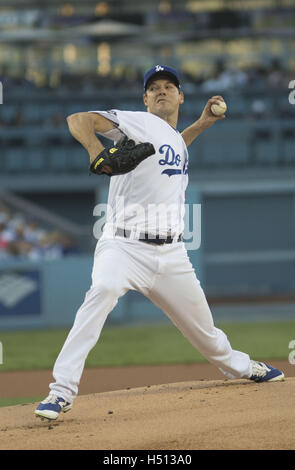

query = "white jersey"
[89, 109, 189, 238]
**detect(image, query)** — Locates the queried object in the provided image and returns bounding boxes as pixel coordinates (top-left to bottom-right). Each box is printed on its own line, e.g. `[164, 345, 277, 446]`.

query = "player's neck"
[149, 110, 178, 129]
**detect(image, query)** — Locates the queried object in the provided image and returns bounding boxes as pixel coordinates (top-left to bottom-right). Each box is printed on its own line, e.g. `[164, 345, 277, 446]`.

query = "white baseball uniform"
[49, 110, 252, 403]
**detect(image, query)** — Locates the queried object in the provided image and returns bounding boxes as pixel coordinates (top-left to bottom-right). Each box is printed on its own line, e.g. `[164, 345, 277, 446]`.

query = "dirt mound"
[0, 359, 292, 399]
[0, 378, 294, 450]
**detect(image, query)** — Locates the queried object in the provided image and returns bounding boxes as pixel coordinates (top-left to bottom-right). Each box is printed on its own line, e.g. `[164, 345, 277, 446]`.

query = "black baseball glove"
[89, 136, 155, 176]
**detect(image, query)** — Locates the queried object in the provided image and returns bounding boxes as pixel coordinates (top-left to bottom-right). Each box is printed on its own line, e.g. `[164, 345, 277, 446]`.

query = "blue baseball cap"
[144, 65, 181, 91]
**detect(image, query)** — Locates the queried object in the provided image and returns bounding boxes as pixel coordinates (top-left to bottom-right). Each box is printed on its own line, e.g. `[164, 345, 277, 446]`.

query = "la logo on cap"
[155, 65, 164, 72]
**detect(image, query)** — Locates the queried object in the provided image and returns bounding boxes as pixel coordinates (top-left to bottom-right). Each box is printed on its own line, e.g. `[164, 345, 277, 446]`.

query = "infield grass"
[0, 321, 294, 372]
[0, 397, 43, 408]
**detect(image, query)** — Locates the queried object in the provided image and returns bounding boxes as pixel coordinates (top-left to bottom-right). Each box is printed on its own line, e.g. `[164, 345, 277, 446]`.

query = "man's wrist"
[192, 118, 210, 131]
[89, 146, 105, 165]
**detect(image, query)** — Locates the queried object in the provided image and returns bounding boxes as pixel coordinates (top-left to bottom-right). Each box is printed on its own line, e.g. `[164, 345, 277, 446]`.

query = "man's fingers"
[208, 97, 224, 106]
[211, 95, 224, 101]
[206, 96, 225, 108]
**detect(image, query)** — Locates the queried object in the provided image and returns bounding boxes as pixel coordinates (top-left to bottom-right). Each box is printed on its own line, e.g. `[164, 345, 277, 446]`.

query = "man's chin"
[151, 106, 171, 119]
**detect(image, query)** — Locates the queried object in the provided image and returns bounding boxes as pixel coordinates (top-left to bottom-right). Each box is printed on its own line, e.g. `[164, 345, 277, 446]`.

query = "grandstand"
[0, 0, 295, 328]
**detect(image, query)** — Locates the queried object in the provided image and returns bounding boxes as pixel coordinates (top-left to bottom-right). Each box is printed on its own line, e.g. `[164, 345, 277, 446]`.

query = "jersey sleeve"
[88, 109, 147, 144]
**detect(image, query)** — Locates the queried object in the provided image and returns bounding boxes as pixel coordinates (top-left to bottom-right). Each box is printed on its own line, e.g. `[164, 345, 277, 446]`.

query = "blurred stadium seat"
[26, 148, 46, 171]
[182, 98, 204, 117]
[252, 126, 278, 166]
[191, 120, 249, 167]
[4, 148, 24, 171]
[25, 127, 44, 146]
[49, 147, 68, 170]
[66, 104, 87, 116]
[0, 104, 17, 124]
[281, 128, 295, 164]
[23, 104, 41, 123]
[70, 147, 88, 171]
[41, 104, 63, 120]
[224, 96, 249, 117]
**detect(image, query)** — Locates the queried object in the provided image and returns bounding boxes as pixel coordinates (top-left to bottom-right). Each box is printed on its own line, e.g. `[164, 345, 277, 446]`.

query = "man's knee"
[90, 279, 124, 299]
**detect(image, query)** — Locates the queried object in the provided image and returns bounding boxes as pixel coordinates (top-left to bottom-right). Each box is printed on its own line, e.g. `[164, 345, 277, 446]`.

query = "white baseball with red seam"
[211, 100, 227, 116]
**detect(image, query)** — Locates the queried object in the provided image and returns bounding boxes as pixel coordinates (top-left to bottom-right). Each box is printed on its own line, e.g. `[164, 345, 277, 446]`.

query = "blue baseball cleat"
[35, 394, 72, 421]
[249, 360, 285, 383]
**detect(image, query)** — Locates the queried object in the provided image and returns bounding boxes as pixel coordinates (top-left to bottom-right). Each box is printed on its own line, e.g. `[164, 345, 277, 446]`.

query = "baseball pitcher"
[35, 65, 284, 421]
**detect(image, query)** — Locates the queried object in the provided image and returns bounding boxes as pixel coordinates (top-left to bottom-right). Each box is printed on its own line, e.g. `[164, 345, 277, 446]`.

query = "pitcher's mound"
[0, 378, 294, 450]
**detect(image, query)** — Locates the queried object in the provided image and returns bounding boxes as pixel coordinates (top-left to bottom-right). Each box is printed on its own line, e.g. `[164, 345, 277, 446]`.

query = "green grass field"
[0, 321, 293, 407]
[0, 321, 294, 372]
[0, 397, 44, 407]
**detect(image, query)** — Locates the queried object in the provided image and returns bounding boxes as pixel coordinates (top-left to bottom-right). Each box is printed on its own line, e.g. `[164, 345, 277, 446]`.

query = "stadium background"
[0, 0, 295, 412]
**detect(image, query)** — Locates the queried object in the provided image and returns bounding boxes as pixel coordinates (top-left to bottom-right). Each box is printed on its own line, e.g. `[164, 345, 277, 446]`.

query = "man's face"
[143, 78, 184, 118]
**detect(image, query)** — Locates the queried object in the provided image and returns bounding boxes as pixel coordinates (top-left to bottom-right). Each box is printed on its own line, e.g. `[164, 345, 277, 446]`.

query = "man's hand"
[198, 95, 226, 130]
[181, 95, 226, 147]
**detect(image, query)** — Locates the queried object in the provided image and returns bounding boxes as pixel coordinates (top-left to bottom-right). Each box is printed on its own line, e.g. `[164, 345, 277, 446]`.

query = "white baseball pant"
[49, 237, 252, 403]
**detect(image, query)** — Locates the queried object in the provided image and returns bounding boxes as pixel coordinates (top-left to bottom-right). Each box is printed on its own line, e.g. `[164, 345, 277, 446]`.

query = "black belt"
[115, 228, 182, 245]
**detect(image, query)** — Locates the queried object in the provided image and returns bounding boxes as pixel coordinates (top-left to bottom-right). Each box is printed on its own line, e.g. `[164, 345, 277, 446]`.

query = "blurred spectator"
[10, 108, 25, 127]
[0, 60, 293, 129]
[50, 111, 65, 128]
[0, 223, 9, 253]
[0, 59, 292, 98]
[266, 58, 285, 88]
[202, 60, 257, 92]
[30, 231, 64, 260]
[251, 99, 267, 118]
[23, 220, 46, 244]
[0, 202, 11, 223]
[60, 234, 80, 256]
[0, 200, 80, 261]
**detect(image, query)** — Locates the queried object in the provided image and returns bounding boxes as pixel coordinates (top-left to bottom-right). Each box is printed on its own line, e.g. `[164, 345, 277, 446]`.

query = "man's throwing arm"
[66, 112, 116, 174]
[181, 95, 226, 147]
[67, 112, 155, 176]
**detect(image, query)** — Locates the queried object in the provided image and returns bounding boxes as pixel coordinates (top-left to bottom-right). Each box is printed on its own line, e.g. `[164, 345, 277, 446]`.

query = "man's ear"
[143, 93, 148, 108]
[179, 91, 184, 105]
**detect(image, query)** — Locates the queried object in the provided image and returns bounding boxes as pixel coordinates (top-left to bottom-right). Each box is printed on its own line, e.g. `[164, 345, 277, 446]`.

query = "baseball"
[211, 100, 227, 116]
